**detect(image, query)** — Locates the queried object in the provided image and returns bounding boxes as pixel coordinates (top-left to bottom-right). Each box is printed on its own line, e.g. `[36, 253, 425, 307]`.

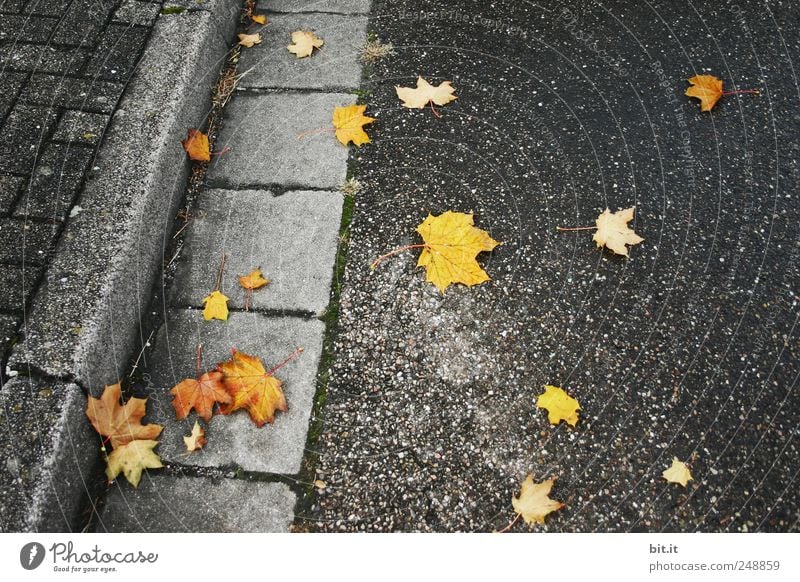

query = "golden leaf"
[593, 207, 644, 257]
[251, 14, 267, 25]
[287, 30, 323, 58]
[170, 370, 231, 422]
[218, 350, 288, 427]
[105, 440, 163, 487]
[202, 290, 229, 321]
[239, 268, 270, 290]
[396, 76, 457, 108]
[512, 474, 564, 525]
[536, 385, 580, 427]
[662, 457, 693, 487]
[332, 104, 375, 146]
[416, 211, 499, 293]
[181, 129, 210, 162]
[685, 75, 723, 112]
[238, 33, 262, 48]
[86, 383, 163, 449]
[183, 421, 207, 452]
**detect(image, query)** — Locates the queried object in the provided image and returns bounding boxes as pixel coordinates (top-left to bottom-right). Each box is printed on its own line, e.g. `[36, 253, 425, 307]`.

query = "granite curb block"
[170, 188, 344, 314]
[99, 474, 296, 532]
[258, 0, 371, 14]
[9, 2, 240, 387]
[143, 309, 325, 474]
[0, 377, 97, 532]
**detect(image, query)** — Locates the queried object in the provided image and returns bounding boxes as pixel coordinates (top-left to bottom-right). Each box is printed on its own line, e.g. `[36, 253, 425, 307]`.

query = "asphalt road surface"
[303, 0, 800, 532]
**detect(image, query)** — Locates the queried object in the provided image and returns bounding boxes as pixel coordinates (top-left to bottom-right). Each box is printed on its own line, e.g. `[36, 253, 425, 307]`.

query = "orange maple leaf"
[181, 129, 210, 162]
[86, 383, 163, 449]
[170, 370, 232, 422]
[685, 75, 723, 112]
[218, 350, 288, 427]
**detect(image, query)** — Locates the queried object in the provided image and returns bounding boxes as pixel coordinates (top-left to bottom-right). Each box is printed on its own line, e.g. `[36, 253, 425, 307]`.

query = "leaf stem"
[297, 127, 336, 140]
[214, 253, 227, 291]
[210, 146, 231, 157]
[196, 344, 203, 378]
[370, 244, 427, 269]
[268, 347, 305, 376]
[497, 512, 521, 533]
[722, 88, 760, 96]
[556, 225, 598, 232]
[429, 100, 441, 118]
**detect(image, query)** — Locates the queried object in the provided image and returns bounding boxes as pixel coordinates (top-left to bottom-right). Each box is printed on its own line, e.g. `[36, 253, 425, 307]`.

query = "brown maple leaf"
[86, 383, 163, 449]
[170, 370, 231, 422]
[181, 129, 210, 162]
[218, 350, 288, 427]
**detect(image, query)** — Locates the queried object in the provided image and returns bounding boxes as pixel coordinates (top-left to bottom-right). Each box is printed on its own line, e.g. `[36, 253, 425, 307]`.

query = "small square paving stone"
[0, 175, 24, 215]
[0, 71, 26, 119]
[99, 475, 296, 532]
[0, 263, 44, 313]
[113, 0, 161, 26]
[171, 189, 343, 314]
[51, 0, 116, 47]
[258, 0, 371, 13]
[20, 75, 124, 114]
[208, 92, 355, 189]
[84, 24, 150, 82]
[0, 219, 59, 265]
[0, 44, 88, 74]
[141, 309, 324, 474]
[0, 313, 20, 348]
[236, 12, 368, 90]
[0, 105, 58, 174]
[52, 111, 109, 145]
[0, 15, 60, 43]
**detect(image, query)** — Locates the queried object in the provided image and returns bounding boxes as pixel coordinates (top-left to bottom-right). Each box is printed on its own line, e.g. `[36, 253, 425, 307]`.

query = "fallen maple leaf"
[86, 383, 163, 449]
[396, 76, 457, 109]
[685, 75, 723, 112]
[332, 104, 375, 146]
[218, 350, 288, 426]
[512, 474, 564, 525]
[593, 207, 644, 257]
[183, 421, 207, 452]
[181, 129, 210, 162]
[202, 290, 229, 321]
[536, 385, 580, 427]
[239, 268, 270, 290]
[105, 440, 162, 487]
[170, 370, 231, 422]
[251, 14, 267, 25]
[662, 457, 693, 487]
[287, 30, 323, 58]
[238, 33, 262, 48]
[415, 211, 499, 293]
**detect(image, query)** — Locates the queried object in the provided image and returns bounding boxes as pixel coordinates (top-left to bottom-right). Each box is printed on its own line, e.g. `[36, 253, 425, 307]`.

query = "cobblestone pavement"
[0, 0, 162, 385]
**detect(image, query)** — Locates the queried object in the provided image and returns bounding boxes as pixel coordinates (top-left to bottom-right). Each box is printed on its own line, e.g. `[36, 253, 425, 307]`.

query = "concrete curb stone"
[258, 0, 371, 14]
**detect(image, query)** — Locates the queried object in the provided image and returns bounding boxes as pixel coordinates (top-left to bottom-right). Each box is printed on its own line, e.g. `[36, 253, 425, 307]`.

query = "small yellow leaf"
[287, 30, 323, 58]
[181, 129, 210, 162]
[536, 385, 580, 427]
[238, 33, 262, 48]
[396, 76, 457, 109]
[202, 290, 229, 321]
[662, 457, 693, 487]
[593, 207, 644, 257]
[183, 421, 207, 452]
[332, 104, 375, 146]
[512, 474, 564, 525]
[685, 74, 723, 112]
[251, 14, 267, 25]
[239, 268, 270, 290]
[314, 479, 327, 490]
[105, 440, 163, 487]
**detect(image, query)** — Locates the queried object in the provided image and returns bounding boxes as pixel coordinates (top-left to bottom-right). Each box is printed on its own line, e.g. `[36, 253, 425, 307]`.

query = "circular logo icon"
[20, 542, 46, 570]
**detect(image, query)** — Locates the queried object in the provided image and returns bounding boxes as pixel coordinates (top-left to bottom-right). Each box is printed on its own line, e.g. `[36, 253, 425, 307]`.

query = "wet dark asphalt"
[302, 0, 800, 532]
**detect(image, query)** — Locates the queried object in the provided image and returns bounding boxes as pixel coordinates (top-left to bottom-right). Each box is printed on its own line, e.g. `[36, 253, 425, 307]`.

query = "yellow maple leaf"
[415, 211, 499, 293]
[181, 129, 210, 162]
[239, 268, 270, 290]
[287, 30, 323, 58]
[251, 14, 268, 25]
[332, 104, 375, 146]
[202, 290, 229, 321]
[685, 75, 723, 112]
[105, 440, 163, 487]
[536, 385, 580, 427]
[396, 76, 457, 108]
[593, 207, 644, 257]
[662, 457, 693, 487]
[238, 33, 262, 48]
[512, 474, 564, 525]
[218, 350, 288, 426]
[183, 421, 207, 452]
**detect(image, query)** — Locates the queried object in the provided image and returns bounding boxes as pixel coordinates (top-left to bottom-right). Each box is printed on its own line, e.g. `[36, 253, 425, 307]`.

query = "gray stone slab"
[171, 189, 343, 314]
[9, 3, 242, 386]
[99, 475, 295, 532]
[0, 377, 98, 532]
[142, 309, 323, 474]
[258, 0, 371, 14]
[208, 92, 355, 189]
[237, 12, 367, 90]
